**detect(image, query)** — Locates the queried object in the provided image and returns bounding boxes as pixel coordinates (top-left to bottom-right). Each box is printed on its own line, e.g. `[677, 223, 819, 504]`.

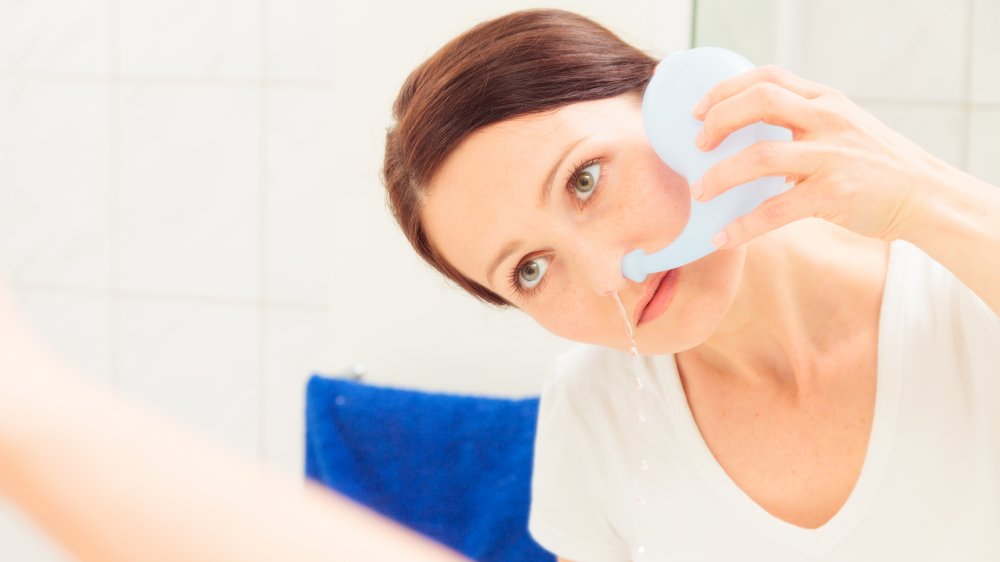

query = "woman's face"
[422, 93, 747, 355]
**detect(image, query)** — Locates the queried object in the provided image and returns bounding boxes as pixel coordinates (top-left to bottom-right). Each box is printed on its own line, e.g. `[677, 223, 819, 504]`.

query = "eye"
[516, 255, 550, 290]
[571, 161, 601, 202]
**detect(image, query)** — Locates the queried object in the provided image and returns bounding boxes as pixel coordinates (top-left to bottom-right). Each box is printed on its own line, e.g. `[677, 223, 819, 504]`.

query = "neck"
[677, 219, 890, 395]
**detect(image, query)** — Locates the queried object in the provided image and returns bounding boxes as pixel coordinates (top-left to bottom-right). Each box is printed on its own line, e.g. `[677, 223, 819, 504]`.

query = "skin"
[0, 291, 466, 562]
[0, 66, 996, 561]
[422, 91, 890, 530]
[422, 92, 888, 377]
[423, 65, 1000, 535]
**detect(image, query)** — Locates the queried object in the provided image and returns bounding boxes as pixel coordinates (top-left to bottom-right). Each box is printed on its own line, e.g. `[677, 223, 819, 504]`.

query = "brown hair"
[383, 9, 658, 306]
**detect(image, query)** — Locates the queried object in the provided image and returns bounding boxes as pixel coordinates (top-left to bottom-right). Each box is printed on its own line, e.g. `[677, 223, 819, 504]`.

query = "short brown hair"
[383, 9, 658, 306]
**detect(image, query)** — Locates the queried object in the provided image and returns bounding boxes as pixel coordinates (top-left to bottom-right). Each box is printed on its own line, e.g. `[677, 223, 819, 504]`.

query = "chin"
[634, 334, 691, 356]
[635, 264, 741, 356]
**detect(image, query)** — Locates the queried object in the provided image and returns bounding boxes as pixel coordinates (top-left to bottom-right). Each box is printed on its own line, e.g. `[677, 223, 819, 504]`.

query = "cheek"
[634, 247, 747, 355]
[526, 289, 618, 345]
[624, 156, 691, 251]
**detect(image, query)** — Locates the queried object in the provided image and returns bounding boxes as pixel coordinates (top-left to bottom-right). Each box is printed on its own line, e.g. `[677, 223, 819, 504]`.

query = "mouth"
[635, 267, 681, 326]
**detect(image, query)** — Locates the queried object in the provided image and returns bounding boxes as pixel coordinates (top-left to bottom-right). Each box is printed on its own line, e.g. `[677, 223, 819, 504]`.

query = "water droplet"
[636, 411, 647, 423]
[611, 292, 642, 357]
[634, 375, 644, 390]
[640, 459, 650, 471]
[335, 395, 346, 406]
[637, 544, 647, 555]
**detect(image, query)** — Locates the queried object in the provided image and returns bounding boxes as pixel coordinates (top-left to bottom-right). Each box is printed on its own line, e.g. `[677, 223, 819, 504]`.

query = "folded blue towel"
[305, 375, 553, 562]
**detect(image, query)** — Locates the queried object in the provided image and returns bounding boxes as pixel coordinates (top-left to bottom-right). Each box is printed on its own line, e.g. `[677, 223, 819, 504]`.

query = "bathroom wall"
[694, 0, 1000, 186]
[0, 1, 336, 559]
[0, 0, 690, 559]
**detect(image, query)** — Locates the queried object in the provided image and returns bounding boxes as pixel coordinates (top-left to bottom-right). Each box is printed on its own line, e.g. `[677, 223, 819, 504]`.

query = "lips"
[635, 268, 680, 326]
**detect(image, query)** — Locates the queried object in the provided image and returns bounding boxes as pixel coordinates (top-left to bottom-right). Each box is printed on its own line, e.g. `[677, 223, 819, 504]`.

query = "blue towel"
[305, 375, 554, 562]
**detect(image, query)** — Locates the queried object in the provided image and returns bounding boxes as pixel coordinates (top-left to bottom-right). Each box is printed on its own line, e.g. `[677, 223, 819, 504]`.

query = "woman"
[0, 8, 997, 562]
[384, 8, 1000, 561]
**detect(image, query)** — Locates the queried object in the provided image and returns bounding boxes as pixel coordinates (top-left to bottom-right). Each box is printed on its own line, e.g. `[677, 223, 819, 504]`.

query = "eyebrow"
[485, 137, 586, 288]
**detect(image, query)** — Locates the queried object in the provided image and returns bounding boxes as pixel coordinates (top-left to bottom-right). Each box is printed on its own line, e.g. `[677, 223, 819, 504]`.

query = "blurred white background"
[0, 0, 997, 559]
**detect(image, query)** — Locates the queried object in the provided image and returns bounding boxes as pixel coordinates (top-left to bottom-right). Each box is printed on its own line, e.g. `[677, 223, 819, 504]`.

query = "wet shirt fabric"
[528, 240, 1000, 561]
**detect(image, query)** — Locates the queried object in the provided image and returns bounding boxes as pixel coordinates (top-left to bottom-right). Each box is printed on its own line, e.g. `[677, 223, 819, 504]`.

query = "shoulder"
[891, 240, 999, 337]
[534, 343, 666, 466]
[888, 241, 1000, 407]
[529, 344, 638, 561]
[548, 343, 629, 383]
[539, 344, 635, 417]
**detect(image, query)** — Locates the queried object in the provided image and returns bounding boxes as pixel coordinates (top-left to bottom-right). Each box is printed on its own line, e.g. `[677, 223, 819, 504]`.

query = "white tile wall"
[0, 80, 112, 288]
[697, 0, 996, 189]
[969, 107, 1000, 186]
[1, 2, 336, 556]
[262, 304, 333, 476]
[797, 0, 968, 102]
[115, 83, 260, 299]
[859, 101, 967, 168]
[264, 86, 335, 306]
[116, 296, 260, 457]
[12, 287, 115, 386]
[0, 0, 110, 74]
[117, 0, 260, 79]
[265, 0, 338, 82]
[971, 0, 1000, 104]
[694, 0, 779, 65]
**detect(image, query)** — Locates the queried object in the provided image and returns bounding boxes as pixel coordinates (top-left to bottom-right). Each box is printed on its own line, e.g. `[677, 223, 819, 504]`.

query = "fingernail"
[711, 230, 729, 248]
[692, 96, 709, 117]
[695, 129, 707, 149]
[690, 179, 703, 200]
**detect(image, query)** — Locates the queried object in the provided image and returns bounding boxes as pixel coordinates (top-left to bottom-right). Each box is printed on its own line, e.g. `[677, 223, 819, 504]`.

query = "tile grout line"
[0, 70, 336, 89]
[13, 282, 329, 309]
[109, 0, 121, 388]
[689, 0, 698, 48]
[258, 0, 270, 463]
[960, 0, 975, 172]
[852, 97, 978, 109]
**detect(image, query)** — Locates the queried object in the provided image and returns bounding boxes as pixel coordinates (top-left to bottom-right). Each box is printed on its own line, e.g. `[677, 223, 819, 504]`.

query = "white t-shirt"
[528, 240, 1000, 561]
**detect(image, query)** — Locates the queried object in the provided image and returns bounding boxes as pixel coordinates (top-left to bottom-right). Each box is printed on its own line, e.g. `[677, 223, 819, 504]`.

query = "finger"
[697, 82, 817, 151]
[694, 141, 820, 202]
[711, 189, 814, 250]
[693, 65, 830, 119]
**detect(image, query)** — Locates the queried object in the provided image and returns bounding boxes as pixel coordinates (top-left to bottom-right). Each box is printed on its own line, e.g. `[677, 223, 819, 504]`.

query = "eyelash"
[507, 156, 604, 300]
[566, 157, 602, 209]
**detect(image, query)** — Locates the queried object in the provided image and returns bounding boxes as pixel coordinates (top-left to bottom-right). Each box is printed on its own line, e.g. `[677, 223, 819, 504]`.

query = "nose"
[566, 238, 631, 296]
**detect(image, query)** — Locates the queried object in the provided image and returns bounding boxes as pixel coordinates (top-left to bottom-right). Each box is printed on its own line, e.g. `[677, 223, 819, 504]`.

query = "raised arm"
[688, 65, 1000, 316]
[0, 292, 466, 562]
[900, 169, 1000, 316]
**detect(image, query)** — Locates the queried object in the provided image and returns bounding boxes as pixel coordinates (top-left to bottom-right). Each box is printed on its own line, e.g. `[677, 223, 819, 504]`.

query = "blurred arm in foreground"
[0, 287, 467, 562]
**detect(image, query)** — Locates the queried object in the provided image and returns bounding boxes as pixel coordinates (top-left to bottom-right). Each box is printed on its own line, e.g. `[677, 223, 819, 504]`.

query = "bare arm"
[0, 295, 466, 562]
[902, 168, 1000, 317]
[689, 64, 1000, 316]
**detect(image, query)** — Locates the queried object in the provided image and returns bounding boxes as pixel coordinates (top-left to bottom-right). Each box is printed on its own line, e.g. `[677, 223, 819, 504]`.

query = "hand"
[690, 65, 957, 249]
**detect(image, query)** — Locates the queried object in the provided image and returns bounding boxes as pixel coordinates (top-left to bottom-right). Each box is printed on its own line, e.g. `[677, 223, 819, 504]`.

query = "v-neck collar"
[654, 240, 908, 556]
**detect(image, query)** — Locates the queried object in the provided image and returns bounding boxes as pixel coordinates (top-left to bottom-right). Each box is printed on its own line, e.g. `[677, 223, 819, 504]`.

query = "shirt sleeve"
[953, 271, 1000, 404]
[528, 366, 632, 562]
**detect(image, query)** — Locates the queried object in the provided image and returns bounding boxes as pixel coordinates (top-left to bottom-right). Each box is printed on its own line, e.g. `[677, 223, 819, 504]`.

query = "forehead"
[421, 95, 641, 288]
